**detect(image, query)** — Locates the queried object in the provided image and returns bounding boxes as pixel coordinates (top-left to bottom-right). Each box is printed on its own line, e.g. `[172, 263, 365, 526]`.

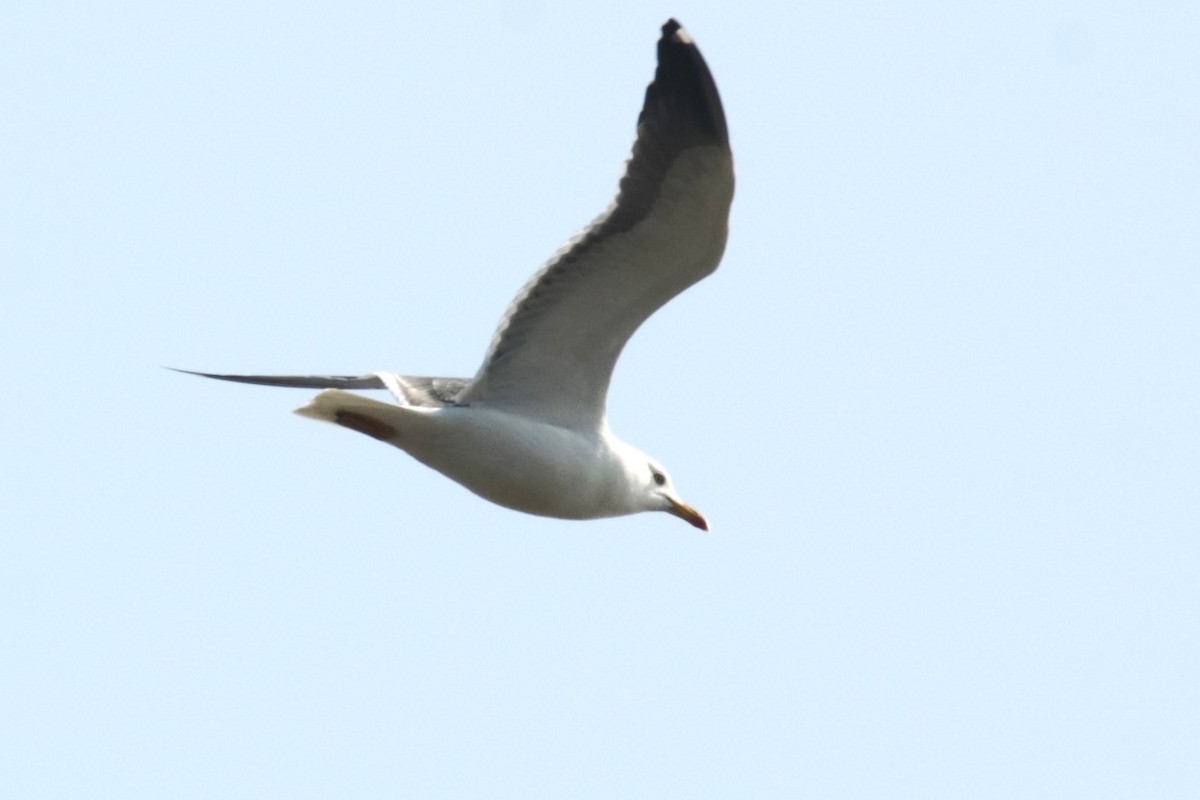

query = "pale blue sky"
[3, 1, 1199, 797]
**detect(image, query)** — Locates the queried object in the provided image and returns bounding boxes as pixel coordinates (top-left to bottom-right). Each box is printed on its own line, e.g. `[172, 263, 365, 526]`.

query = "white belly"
[397, 406, 629, 520]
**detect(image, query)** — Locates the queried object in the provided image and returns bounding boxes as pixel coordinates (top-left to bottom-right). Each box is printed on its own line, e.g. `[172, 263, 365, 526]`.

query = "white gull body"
[180, 20, 734, 530]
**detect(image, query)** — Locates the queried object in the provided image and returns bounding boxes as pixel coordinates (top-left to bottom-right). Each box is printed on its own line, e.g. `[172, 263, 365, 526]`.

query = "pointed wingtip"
[167, 369, 389, 391]
[167, 366, 232, 382]
[662, 19, 691, 45]
[648, 17, 729, 150]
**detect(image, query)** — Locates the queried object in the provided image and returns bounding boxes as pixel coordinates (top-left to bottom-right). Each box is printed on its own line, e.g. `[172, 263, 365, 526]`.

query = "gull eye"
[652, 471, 666, 486]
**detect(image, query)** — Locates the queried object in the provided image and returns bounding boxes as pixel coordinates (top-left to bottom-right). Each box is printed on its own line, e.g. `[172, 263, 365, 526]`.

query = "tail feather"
[295, 389, 406, 442]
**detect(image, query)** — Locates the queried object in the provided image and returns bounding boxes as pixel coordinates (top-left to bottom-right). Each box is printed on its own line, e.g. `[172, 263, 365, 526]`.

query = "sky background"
[3, 1, 1199, 797]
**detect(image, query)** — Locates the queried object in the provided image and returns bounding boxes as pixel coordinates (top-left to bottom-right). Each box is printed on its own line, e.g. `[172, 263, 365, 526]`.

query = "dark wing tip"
[600, 19, 731, 233]
[168, 367, 386, 391]
[647, 19, 729, 149]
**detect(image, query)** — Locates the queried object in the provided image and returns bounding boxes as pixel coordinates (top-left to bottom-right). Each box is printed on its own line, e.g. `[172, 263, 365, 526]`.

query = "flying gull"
[179, 19, 734, 530]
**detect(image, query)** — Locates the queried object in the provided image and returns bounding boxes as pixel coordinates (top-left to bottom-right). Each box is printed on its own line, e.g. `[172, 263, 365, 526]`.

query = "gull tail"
[295, 389, 411, 443]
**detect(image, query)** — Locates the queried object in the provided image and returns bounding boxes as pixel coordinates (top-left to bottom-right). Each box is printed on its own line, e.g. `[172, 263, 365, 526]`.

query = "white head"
[644, 458, 709, 531]
[611, 439, 709, 531]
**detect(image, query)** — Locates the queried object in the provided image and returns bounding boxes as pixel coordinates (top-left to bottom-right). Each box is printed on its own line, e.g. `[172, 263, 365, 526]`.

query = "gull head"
[620, 449, 709, 532]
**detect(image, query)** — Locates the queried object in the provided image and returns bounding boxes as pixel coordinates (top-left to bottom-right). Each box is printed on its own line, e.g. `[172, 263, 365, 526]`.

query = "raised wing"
[456, 19, 734, 431]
